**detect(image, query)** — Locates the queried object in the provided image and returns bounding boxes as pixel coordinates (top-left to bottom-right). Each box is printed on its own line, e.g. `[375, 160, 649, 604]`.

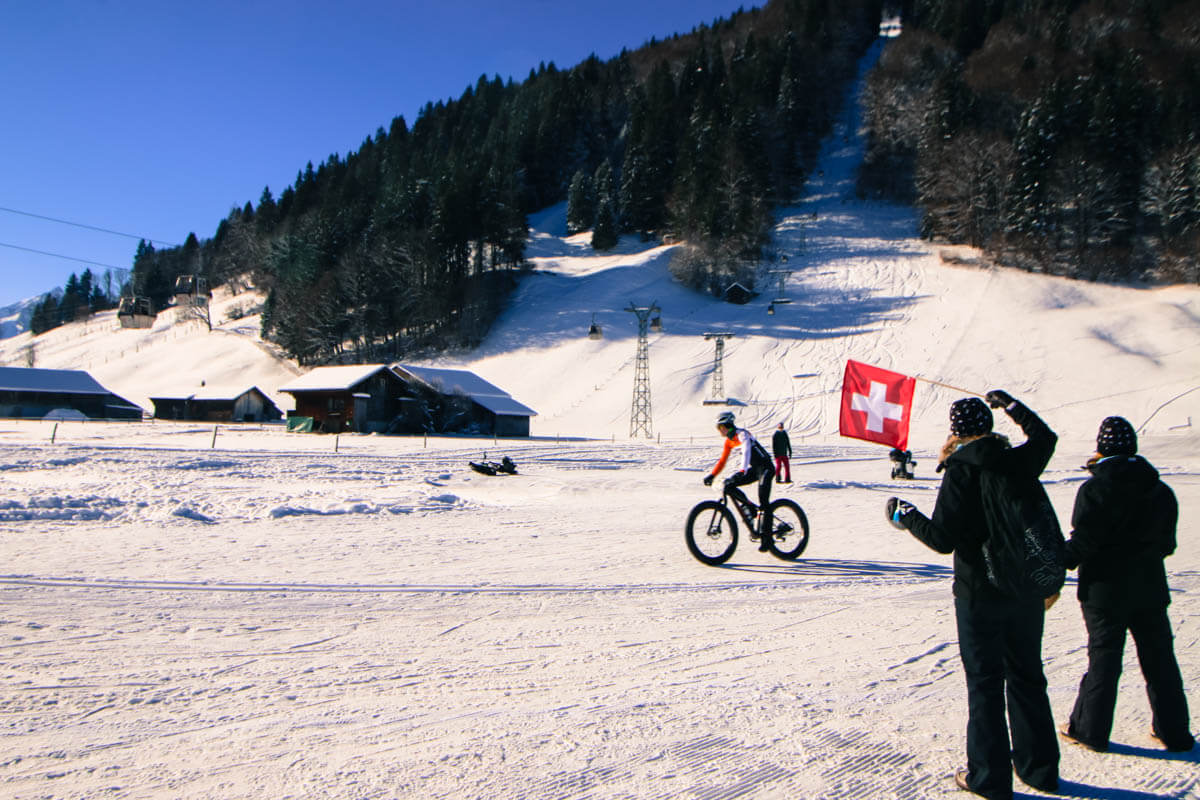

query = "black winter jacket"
[1065, 454, 1177, 608]
[905, 402, 1057, 603]
[772, 429, 791, 458]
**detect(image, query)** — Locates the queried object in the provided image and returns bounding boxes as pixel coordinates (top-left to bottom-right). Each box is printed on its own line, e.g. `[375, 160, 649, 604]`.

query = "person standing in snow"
[704, 411, 775, 551]
[886, 391, 1060, 798]
[772, 422, 792, 484]
[1059, 416, 1196, 754]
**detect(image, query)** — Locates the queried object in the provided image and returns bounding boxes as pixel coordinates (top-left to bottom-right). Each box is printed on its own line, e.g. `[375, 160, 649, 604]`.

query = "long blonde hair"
[938, 432, 1010, 469]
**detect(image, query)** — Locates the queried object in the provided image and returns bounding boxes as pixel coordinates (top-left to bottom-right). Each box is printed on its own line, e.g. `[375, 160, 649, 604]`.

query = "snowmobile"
[468, 456, 518, 476]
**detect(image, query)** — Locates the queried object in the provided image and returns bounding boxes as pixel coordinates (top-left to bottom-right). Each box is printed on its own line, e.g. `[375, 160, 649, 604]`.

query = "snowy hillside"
[0, 281, 300, 416]
[4, 39, 1196, 459]
[1, 36, 1197, 800]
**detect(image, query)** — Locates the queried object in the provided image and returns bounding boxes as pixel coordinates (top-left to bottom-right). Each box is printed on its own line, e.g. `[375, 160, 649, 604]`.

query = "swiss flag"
[839, 359, 916, 450]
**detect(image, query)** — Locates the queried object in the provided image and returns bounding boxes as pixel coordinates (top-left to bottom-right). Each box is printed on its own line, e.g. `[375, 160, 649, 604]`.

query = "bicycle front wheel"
[684, 500, 738, 565]
[766, 498, 809, 560]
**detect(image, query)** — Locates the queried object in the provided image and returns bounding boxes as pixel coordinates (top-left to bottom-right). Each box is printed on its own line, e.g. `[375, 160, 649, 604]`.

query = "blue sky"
[0, 0, 757, 309]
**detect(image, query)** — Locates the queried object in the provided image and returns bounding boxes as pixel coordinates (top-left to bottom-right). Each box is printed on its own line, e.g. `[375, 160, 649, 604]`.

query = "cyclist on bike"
[703, 411, 776, 550]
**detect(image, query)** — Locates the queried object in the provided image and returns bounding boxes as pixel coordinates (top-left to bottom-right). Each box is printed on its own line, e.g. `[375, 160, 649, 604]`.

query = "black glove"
[731, 471, 746, 482]
[985, 389, 1014, 409]
[886, 497, 916, 530]
[703, 474, 714, 487]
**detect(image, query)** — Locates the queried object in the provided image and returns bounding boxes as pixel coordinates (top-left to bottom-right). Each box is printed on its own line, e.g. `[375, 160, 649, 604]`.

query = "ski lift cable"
[0, 240, 128, 271]
[0, 205, 180, 247]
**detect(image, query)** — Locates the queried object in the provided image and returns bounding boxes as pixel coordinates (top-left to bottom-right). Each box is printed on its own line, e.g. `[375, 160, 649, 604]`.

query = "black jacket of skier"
[906, 401, 1056, 603]
[771, 427, 791, 459]
[1065, 454, 1175, 608]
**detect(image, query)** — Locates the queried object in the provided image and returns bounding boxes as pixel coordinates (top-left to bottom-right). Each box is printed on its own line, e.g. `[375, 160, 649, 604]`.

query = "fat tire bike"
[684, 485, 809, 565]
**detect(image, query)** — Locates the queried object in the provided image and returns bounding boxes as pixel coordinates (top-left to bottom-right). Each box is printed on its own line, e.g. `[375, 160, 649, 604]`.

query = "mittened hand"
[703, 474, 714, 487]
[985, 389, 1014, 409]
[886, 497, 916, 530]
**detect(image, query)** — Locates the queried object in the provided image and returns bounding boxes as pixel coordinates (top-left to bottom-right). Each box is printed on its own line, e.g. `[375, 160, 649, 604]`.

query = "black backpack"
[978, 469, 1066, 599]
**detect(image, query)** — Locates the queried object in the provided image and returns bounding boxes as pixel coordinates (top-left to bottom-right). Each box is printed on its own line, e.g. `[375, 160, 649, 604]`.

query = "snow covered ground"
[2, 36, 1199, 799]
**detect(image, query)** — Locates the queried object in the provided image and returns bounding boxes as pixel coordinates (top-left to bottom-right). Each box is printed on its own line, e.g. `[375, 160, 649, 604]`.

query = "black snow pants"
[955, 595, 1059, 799]
[724, 463, 774, 531]
[1068, 602, 1194, 752]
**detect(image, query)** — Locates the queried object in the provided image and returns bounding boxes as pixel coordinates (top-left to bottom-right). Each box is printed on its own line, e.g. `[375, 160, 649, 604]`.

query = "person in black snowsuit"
[1059, 416, 1195, 753]
[772, 423, 792, 484]
[887, 391, 1059, 799]
[890, 447, 915, 479]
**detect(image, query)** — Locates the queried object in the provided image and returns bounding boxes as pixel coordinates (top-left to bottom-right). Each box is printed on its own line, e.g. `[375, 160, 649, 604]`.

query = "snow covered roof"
[0, 366, 116, 396]
[469, 393, 539, 417]
[395, 364, 537, 417]
[149, 386, 270, 403]
[276, 365, 393, 393]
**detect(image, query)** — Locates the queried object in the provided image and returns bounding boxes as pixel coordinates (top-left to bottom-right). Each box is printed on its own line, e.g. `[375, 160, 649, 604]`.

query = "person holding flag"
[885, 390, 1061, 799]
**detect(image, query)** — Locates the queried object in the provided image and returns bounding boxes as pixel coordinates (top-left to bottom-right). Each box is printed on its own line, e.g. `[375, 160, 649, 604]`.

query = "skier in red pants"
[772, 423, 792, 483]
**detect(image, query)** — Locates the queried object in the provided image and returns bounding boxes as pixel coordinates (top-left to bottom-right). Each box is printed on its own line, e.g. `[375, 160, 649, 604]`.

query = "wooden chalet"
[277, 365, 408, 433]
[149, 386, 283, 423]
[393, 364, 536, 437]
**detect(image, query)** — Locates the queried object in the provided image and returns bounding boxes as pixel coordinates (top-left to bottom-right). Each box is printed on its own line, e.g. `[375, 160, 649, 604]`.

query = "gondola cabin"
[173, 275, 211, 306]
[117, 296, 155, 329]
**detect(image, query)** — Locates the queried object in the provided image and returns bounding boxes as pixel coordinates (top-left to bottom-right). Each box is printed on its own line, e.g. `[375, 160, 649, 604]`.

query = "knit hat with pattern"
[949, 397, 993, 438]
[1097, 416, 1137, 456]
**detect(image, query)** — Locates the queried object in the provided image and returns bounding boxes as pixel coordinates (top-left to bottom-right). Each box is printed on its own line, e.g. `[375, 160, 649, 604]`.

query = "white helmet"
[716, 411, 736, 427]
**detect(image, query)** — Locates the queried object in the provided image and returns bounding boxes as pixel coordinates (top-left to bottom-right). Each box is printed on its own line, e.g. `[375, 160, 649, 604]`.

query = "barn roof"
[0, 366, 117, 395]
[395, 364, 537, 417]
[149, 386, 272, 403]
[277, 365, 393, 393]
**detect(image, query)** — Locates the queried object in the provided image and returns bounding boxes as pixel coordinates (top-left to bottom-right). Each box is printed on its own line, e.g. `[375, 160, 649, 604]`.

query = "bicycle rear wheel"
[766, 498, 809, 560]
[684, 500, 738, 565]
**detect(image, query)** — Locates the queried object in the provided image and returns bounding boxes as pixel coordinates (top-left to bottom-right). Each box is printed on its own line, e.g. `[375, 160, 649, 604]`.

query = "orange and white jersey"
[710, 427, 767, 477]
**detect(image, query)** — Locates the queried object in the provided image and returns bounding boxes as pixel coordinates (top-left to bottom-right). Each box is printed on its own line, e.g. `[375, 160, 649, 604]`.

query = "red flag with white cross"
[839, 359, 916, 450]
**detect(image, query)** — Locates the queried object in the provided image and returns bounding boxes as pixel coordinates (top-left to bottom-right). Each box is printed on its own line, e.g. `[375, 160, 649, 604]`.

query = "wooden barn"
[277, 365, 408, 433]
[393, 364, 536, 437]
[0, 367, 143, 420]
[149, 386, 283, 423]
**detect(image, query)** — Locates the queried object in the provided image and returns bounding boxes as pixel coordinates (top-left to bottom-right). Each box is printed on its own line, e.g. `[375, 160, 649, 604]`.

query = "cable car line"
[0, 205, 179, 247]
[0, 240, 128, 271]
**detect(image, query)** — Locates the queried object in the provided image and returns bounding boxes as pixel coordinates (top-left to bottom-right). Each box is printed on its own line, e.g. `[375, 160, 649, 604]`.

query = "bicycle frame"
[722, 486, 760, 534]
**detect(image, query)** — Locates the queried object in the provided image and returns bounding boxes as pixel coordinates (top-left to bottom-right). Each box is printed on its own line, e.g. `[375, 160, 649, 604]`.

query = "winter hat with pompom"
[949, 397, 993, 438]
[1096, 416, 1137, 456]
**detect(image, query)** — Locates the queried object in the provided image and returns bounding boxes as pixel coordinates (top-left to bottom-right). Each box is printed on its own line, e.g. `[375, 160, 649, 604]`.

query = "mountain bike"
[684, 485, 809, 565]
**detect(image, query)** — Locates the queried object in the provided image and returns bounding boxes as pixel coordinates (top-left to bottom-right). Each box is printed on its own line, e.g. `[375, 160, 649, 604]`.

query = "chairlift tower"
[702, 332, 735, 404]
[626, 301, 660, 439]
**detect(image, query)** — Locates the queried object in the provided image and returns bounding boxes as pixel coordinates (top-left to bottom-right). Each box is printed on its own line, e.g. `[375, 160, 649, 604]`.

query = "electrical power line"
[0, 240, 129, 271]
[0, 205, 180, 247]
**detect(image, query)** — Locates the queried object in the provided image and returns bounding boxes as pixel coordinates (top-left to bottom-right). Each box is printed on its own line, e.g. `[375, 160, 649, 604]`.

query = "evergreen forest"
[28, 269, 116, 335]
[858, 0, 1200, 282]
[107, 0, 883, 364]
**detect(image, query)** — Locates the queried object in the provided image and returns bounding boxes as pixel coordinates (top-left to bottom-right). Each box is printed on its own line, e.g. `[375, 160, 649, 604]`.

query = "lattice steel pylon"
[703, 332, 735, 403]
[626, 301, 660, 439]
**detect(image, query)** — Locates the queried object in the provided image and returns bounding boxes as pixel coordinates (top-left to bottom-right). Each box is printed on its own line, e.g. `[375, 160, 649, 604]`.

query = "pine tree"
[566, 169, 596, 234]
[256, 186, 279, 232]
[591, 195, 619, 251]
[593, 160, 617, 224]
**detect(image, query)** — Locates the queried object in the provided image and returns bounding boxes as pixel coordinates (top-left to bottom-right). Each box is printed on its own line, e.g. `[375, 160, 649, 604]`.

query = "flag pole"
[913, 375, 986, 397]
